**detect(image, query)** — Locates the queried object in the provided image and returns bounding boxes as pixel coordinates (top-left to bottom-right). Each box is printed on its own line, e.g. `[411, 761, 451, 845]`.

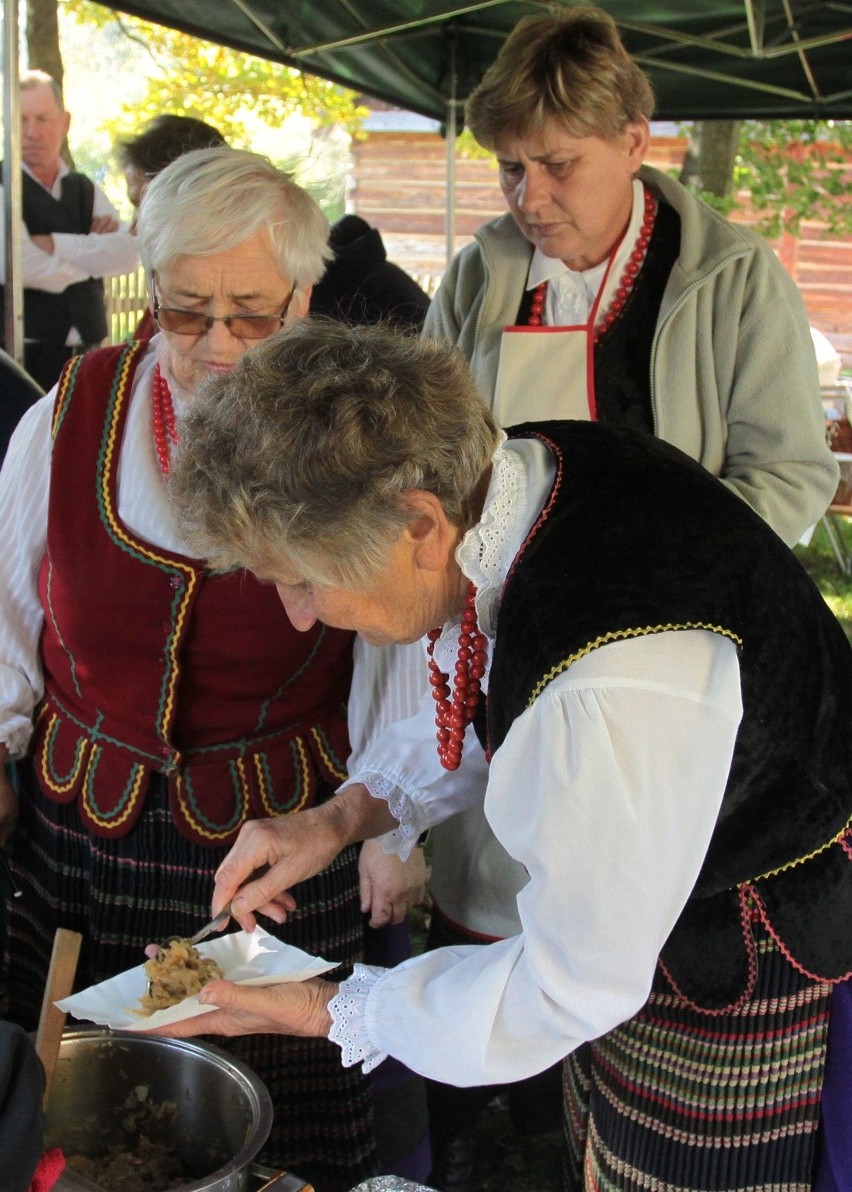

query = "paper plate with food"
[56, 926, 338, 1030]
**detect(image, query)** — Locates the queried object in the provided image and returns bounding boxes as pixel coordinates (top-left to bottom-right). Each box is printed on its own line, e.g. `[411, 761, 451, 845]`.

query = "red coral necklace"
[426, 584, 487, 771]
[527, 184, 657, 336]
[152, 364, 178, 478]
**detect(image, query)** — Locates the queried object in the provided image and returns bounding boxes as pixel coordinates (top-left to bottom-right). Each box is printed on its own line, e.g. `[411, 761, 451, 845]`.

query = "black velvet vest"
[0, 165, 107, 345]
[482, 421, 852, 1009]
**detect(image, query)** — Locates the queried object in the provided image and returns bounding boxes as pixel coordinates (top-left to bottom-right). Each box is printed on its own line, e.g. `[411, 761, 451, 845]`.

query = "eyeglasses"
[151, 275, 296, 340]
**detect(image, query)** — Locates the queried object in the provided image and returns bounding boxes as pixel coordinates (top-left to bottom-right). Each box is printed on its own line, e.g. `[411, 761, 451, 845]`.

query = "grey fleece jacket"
[423, 164, 837, 547]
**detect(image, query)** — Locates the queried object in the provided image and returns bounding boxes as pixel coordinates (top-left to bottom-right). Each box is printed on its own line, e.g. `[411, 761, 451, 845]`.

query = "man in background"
[0, 70, 138, 391]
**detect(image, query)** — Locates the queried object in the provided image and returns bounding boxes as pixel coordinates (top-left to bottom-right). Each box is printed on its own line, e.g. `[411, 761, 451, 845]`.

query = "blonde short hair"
[466, 6, 654, 147]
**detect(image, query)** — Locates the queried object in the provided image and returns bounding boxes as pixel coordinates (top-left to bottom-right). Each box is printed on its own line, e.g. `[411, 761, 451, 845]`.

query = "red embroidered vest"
[33, 342, 354, 845]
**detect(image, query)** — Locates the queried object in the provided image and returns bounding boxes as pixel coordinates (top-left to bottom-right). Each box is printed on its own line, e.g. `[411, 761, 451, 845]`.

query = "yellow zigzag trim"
[37, 712, 88, 794]
[83, 753, 146, 832]
[292, 737, 313, 813]
[174, 762, 250, 842]
[740, 810, 852, 884]
[253, 752, 271, 814]
[96, 345, 199, 740]
[309, 726, 347, 783]
[528, 622, 743, 705]
[253, 739, 315, 817]
[50, 356, 80, 438]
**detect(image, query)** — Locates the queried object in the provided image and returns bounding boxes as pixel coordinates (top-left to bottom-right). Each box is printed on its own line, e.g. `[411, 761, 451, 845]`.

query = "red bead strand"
[426, 584, 487, 770]
[152, 364, 179, 477]
[527, 185, 657, 339]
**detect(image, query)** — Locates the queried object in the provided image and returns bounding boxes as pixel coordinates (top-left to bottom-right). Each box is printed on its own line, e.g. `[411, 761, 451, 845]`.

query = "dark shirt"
[311, 215, 431, 331]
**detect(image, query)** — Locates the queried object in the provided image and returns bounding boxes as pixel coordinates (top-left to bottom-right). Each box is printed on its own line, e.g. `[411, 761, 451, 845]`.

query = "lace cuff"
[328, 963, 389, 1073]
[341, 770, 428, 860]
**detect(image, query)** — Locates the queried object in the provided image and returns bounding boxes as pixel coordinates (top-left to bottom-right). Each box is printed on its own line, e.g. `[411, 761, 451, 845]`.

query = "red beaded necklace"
[527, 184, 657, 338]
[152, 364, 179, 478]
[426, 584, 487, 771]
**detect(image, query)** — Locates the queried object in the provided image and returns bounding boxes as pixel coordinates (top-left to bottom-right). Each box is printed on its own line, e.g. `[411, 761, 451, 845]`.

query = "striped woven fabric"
[563, 928, 831, 1191]
[5, 766, 379, 1192]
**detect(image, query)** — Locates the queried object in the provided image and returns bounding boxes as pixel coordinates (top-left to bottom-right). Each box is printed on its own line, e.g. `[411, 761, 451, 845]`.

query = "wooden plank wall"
[350, 132, 851, 371]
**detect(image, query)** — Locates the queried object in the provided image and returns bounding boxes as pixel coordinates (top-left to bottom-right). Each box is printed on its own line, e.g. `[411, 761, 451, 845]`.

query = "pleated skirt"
[4, 763, 379, 1192]
[563, 929, 833, 1191]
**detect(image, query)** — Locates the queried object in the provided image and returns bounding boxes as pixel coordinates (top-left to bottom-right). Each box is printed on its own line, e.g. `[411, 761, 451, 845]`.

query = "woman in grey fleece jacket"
[424, 162, 836, 549]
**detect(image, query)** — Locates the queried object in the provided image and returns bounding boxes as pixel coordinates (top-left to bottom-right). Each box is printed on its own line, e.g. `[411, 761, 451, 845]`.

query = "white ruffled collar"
[456, 433, 527, 636]
[427, 434, 532, 687]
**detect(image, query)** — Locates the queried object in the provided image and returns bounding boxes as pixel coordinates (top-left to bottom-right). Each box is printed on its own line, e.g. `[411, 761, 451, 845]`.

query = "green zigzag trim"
[255, 623, 329, 732]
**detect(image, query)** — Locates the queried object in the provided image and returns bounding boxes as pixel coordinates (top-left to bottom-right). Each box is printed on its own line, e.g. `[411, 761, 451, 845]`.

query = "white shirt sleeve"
[0, 394, 54, 753]
[329, 629, 743, 1084]
[50, 183, 138, 279]
[0, 180, 138, 293]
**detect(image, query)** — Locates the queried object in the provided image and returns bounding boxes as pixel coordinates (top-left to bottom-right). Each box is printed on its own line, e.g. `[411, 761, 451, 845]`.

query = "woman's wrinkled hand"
[212, 784, 397, 934]
[359, 838, 429, 927]
[140, 976, 337, 1041]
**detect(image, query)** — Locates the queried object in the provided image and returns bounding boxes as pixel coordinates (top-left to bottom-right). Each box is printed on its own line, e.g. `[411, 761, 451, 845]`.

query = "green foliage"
[455, 127, 495, 161]
[681, 119, 852, 238]
[62, 0, 368, 143]
[57, 0, 366, 220]
[795, 521, 852, 642]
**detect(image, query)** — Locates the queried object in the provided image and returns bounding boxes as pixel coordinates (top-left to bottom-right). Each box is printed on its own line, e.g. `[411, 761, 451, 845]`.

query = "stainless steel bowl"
[45, 1028, 274, 1191]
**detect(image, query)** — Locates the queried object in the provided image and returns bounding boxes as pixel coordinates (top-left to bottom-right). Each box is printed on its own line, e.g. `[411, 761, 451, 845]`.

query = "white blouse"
[329, 436, 743, 1085]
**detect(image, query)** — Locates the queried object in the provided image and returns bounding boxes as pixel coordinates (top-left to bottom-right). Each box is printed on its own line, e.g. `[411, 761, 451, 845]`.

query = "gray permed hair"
[169, 320, 500, 589]
[136, 147, 331, 287]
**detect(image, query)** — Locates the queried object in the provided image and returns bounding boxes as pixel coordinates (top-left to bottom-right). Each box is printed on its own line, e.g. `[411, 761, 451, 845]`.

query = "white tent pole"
[444, 33, 458, 269]
[3, 0, 24, 363]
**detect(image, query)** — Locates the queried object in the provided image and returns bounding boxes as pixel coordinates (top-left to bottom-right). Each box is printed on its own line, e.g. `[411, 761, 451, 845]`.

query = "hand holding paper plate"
[56, 926, 337, 1031]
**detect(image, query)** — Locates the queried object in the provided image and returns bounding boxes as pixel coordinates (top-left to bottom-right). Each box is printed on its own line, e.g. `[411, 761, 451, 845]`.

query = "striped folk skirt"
[563, 928, 833, 1191]
[5, 764, 379, 1192]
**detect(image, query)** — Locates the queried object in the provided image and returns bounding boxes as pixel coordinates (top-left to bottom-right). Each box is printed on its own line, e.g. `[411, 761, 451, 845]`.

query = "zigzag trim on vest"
[656, 885, 759, 1016]
[740, 816, 852, 883]
[746, 882, 852, 986]
[35, 709, 88, 794]
[174, 761, 250, 842]
[254, 739, 313, 818]
[50, 352, 84, 439]
[527, 621, 744, 705]
[84, 342, 201, 746]
[309, 725, 348, 783]
[82, 749, 147, 831]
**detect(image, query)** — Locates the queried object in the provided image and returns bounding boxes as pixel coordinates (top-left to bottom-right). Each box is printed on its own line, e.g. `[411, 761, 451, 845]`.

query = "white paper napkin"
[56, 926, 338, 1031]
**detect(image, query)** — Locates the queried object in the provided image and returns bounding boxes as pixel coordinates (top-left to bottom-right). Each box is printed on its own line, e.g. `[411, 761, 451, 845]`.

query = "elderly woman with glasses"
[0, 148, 416, 1190]
[152, 321, 852, 1192]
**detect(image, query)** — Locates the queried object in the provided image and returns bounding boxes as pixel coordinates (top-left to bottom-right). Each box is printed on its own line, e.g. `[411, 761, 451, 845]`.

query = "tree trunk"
[24, 0, 74, 166]
[25, 0, 64, 90]
[679, 120, 741, 197]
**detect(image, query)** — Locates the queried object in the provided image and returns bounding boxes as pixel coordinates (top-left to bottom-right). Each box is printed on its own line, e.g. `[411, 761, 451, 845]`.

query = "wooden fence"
[104, 266, 443, 343]
[105, 266, 147, 343]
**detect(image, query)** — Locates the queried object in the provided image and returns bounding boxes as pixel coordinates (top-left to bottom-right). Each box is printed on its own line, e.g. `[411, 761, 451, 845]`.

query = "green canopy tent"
[4, 0, 851, 360]
[97, 0, 852, 122]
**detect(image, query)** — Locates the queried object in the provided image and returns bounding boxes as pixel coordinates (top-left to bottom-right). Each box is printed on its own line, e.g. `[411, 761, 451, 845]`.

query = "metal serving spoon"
[153, 905, 231, 960]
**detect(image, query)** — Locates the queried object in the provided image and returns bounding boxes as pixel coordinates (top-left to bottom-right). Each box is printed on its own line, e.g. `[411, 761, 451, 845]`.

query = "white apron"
[491, 215, 635, 428]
